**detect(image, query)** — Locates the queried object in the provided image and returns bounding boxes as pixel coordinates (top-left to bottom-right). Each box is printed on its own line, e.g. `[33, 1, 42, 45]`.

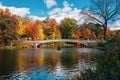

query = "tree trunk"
[103, 22, 107, 40]
[103, 27, 107, 40]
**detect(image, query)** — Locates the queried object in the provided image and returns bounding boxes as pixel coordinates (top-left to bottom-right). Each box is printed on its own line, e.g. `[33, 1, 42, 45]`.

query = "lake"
[0, 48, 104, 80]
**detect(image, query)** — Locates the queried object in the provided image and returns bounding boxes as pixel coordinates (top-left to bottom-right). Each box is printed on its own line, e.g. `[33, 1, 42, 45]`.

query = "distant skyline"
[0, 0, 120, 30]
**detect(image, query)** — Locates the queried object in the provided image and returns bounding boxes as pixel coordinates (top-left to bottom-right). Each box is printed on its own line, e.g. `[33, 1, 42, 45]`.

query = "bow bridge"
[25, 39, 102, 48]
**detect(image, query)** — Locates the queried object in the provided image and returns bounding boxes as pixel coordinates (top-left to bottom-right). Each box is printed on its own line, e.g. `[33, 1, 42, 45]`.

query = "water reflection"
[0, 48, 103, 79]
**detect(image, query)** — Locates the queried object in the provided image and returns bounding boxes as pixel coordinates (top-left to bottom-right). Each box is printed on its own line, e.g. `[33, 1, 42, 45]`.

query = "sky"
[0, 0, 120, 30]
[0, 0, 90, 22]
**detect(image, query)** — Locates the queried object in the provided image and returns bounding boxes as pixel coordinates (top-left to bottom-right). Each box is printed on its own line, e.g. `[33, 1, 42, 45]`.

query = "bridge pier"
[35, 44, 38, 48]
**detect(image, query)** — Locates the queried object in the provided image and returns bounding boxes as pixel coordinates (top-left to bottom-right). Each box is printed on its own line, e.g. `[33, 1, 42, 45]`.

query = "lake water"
[0, 48, 104, 80]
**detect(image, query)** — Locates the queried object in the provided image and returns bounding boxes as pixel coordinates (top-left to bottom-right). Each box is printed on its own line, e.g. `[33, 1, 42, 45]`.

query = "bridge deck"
[25, 39, 102, 44]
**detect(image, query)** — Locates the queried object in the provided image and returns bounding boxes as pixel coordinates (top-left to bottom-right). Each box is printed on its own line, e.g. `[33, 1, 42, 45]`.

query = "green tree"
[59, 18, 77, 39]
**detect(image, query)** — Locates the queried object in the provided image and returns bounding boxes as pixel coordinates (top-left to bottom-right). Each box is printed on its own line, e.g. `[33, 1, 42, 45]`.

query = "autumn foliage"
[25, 23, 38, 40]
[80, 28, 96, 39]
[0, 8, 115, 47]
[0, 8, 18, 45]
[17, 20, 26, 36]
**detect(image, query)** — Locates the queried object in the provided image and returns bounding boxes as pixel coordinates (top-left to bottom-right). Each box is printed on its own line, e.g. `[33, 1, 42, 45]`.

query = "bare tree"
[84, 0, 120, 40]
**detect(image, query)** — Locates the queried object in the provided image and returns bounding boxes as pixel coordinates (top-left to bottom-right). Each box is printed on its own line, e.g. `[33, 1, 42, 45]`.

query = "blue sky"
[0, 0, 90, 18]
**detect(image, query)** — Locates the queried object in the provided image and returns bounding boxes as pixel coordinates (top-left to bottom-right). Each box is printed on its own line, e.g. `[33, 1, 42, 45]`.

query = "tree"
[47, 18, 56, 30]
[17, 20, 26, 37]
[80, 23, 101, 38]
[0, 8, 18, 45]
[25, 23, 38, 40]
[59, 18, 77, 39]
[81, 28, 91, 39]
[84, 0, 120, 40]
[38, 26, 44, 40]
[73, 31, 81, 39]
[44, 28, 53, 39]
[54, 30, 61, 39]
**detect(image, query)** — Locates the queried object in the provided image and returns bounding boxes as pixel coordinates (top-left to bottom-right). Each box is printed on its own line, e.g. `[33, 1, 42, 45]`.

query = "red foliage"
[25, 23, 38, 40]
[81, 28, 96, 39]
[81, 28, 91, 39]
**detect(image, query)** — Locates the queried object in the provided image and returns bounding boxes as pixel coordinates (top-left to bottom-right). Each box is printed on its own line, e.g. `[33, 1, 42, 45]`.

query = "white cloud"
[29, 15, 46, 21]
[63, 0, 69, 7]
[44, 0, 57, 9]
[71, 4, 74, 7]
[0, 2, 2, 6]
[48, 1, 87, 24]
[0, 2, 30, 17]
[109, 20, 120, 30]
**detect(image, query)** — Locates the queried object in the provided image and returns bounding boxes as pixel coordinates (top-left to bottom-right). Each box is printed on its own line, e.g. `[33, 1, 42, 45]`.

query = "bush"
[79, 32, 120, 80]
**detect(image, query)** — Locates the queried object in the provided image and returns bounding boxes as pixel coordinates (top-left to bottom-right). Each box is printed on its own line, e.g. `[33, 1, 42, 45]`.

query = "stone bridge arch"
[25, 39, 102, 48]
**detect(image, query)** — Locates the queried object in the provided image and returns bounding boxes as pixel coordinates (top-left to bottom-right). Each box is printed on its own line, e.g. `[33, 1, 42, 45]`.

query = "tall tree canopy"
[59, 18, 77, 39]
[0, 8, 18, 45]
[84, 0, 120, 40]
[25, 23, 38, 40]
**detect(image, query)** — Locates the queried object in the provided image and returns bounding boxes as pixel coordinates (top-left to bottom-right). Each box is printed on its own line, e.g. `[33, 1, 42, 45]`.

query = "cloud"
[43, 0, 57, 9]
[109, 20, 120, 30]
[0, 2, 30, 17]
[48, 1, 87, 24]
[63, 0, 69, 7]
[29, 15, 46, 21]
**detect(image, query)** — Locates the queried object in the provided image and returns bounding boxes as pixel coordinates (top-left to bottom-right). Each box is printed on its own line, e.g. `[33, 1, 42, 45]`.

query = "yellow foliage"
[17, 21, 25, 36]
[50, 30, 61, 39]
[55, 30, 61, 39]
[38, 26, 44, 40]
[51, 32, 56, 39]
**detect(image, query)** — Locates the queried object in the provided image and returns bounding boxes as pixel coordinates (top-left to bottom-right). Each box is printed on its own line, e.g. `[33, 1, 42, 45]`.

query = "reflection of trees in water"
[46, 51, 61, 70]
[0, 50, 17, 76]
[60, 51, 96, 79]
[17, 49, 45, 71]
[50, 53, 94, 80]
[61, 52, 79, 69]
[37, 52, 45, 68]
[60, 50, 93, 69]
[0, 48, 97, 79]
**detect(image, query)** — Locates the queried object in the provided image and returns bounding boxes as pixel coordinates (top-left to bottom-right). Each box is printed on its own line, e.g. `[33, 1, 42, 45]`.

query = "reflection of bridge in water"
[25, 39, 102, 48]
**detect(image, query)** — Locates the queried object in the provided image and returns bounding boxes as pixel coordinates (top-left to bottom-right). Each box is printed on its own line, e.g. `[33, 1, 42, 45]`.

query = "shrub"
[79, 32, 120, 80]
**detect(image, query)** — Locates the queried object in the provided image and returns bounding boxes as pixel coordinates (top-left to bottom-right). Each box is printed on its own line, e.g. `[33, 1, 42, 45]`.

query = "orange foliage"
[0, 8, 18, 45]
[73, 31, 81, 39]
[81, 28, 91, 39]
[81, 28, 96, 39]
[46, 19, 61, 39]
[98, 28, 113, 40]
[106, 29, 113, 39]
[0, 8, 11, 16]
[25, 23, 38, 40]
[47, 19, 56, 29]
